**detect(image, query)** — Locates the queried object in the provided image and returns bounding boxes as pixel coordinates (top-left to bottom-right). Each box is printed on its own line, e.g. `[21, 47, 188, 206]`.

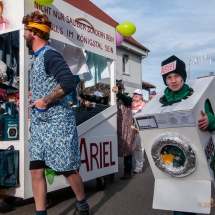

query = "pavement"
[0, 155, 215, 215]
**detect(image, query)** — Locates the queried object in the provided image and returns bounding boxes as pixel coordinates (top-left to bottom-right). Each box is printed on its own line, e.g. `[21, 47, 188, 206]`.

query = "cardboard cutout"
[134, 76, 215, 214]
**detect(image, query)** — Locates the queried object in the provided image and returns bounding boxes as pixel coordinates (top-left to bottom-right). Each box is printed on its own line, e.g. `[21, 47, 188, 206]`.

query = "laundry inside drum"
[161, 145, 186, 167]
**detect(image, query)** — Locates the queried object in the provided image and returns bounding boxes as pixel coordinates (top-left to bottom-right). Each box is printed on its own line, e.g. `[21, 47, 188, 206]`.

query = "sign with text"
[204, 135, 215, 186]
[136, 111, 196, 130]
[78, 136, 118, 181]
[25, 0, 116, 60]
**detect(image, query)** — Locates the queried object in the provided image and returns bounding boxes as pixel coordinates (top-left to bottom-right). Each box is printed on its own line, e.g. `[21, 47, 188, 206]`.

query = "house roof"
[142, 81, 156, 90]
[63, 0, 149, 52]
[197, 75, 215, 79]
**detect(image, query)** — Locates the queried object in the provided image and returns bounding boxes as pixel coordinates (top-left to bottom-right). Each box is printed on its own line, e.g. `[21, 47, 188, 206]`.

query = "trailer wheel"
[3, 196, 17, 204]
[46, 193, 52, 208]
[96, 177, 106, 191]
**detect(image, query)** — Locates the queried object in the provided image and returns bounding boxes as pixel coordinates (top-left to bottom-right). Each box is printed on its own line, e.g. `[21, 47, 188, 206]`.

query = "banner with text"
[25, 0, 116, 60]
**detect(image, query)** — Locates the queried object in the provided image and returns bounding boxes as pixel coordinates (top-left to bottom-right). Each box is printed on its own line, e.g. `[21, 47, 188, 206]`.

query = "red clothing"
[0, 17, 10, 31]
[132, 101, 146, 114]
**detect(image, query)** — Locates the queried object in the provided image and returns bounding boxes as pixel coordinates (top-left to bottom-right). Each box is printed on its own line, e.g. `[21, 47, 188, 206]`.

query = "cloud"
[91, 0, 215, 93]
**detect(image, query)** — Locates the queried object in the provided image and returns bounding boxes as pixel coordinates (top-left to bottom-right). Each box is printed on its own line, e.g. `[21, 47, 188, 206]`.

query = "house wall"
[116, 46, 143, 96]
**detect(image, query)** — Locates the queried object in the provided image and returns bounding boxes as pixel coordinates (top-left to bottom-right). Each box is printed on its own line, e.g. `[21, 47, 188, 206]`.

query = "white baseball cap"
[133, 89, 142, 95]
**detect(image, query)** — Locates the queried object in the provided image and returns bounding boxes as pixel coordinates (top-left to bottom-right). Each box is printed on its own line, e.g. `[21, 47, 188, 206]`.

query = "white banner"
[79, 136, 118, 181]
[25, 0, 116, 60]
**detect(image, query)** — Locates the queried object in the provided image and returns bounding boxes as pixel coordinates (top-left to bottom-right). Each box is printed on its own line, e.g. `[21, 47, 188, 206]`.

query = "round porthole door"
[151, 134, 196, 177]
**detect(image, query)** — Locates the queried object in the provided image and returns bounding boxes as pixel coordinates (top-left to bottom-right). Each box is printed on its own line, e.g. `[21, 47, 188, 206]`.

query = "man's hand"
[198, 110, 209, 131]
[29, 98, 48, 110]
[112, 86, 118, 94]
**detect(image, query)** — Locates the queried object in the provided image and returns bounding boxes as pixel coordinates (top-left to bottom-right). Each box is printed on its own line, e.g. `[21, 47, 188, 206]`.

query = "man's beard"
[25, 35, 34, 50]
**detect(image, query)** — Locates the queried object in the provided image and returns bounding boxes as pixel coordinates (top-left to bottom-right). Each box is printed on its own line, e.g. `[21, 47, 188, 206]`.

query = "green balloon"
[35, 0, 54, 6]
[116, 22, 136, 36]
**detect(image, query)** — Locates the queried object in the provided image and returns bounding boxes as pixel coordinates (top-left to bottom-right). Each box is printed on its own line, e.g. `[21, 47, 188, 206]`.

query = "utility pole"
[188, 59, 191, 80]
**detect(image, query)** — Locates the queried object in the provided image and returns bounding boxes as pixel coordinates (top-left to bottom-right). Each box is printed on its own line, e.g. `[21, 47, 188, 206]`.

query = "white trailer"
[0, 0, 118, 201]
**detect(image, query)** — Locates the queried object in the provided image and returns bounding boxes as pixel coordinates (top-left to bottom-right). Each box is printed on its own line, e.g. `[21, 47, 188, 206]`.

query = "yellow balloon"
[35, 0, 54, 6]
[116, 22, 136, 37]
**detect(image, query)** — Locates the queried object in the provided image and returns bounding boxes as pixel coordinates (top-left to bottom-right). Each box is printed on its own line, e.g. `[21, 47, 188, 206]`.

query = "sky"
[90, 0, 215, 100]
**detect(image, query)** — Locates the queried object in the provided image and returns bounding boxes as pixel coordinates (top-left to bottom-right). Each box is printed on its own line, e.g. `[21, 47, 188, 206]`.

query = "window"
[122, 54, 129, 75]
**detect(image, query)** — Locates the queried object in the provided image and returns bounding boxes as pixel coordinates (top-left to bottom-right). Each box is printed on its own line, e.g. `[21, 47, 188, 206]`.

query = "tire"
[96, 177, 106, 191]
[46, 193, 52, 208]
[3, 196, 17, 204]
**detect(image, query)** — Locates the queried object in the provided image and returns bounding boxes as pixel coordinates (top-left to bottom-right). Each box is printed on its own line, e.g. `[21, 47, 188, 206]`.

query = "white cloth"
[133, 133, 145, 171]
[63, 44, 89, 75]
[132, 101, 146, 170]
[93, 91, 103, 97]
[50, 39, 89, 75]
[50, 38, 64, 56]
[0, 60, 7, 82]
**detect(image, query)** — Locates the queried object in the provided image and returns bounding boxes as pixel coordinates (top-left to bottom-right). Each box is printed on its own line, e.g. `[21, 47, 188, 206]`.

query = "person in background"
[159, 55, 215, 215]
[80, 99, 91, 107]
[112, 84, 137, 180]
[93, 83, 103, 97]
[132, 89, 146, 173]
[0, 0, 9, 31]
[14, 93, 19, 112]
[22, 11, 89, 215]
[6, 92, 19, 113]
[7, 92, 16, 103]
[79, 99, 92, 110]
[149, 90, 156, 100]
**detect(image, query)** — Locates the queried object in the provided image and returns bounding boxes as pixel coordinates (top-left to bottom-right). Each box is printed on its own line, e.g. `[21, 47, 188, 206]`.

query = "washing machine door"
[151, 134, 196, 177]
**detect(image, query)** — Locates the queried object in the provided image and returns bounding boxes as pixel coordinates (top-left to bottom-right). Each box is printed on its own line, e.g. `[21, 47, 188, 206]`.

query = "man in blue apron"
[22, 11, 89, 215]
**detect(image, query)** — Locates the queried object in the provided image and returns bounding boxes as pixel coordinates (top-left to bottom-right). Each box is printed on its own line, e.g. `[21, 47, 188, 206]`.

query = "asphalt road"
[0, 155, 215, 215]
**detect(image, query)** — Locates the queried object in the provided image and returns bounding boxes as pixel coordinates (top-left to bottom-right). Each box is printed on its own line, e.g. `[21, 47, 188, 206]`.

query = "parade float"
[0, 0, 121, 202]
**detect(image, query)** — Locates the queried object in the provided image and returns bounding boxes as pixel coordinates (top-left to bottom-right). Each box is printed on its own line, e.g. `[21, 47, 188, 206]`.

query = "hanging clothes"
[83, 51, 110, 88]
[49, 38, 64, 56]
[50, 39, 89, 75]
[0, 31, 19, 86]
[63, 43, 89, 75]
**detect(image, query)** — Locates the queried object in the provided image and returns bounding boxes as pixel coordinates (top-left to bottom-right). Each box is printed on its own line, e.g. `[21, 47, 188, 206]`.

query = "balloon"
[35, 0, 54, 6]
[116, 22, 136, 37]
[116, 30, 124, 46]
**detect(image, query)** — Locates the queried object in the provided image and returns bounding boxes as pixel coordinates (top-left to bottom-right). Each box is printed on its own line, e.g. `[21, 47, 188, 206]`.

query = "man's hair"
[22, 10, 52, 41]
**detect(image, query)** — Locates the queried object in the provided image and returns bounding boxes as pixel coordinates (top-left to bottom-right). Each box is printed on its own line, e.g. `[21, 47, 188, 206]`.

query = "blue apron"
[28, 46, 81, 172]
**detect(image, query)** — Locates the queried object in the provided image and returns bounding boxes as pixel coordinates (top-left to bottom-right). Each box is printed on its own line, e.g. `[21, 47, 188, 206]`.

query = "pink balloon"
[116, 30, 124, 46]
